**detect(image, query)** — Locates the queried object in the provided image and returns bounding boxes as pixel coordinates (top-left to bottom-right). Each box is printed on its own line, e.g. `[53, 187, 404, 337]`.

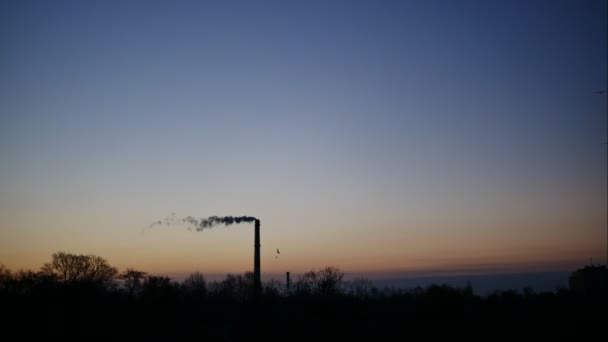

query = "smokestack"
[151, 213, 262, 298]
[254, 219, 261, 297]
[286, 272, 290, 292]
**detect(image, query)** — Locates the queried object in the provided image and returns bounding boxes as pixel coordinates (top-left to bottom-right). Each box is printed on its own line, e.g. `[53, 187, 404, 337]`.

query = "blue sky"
[0, 0, 606, 276]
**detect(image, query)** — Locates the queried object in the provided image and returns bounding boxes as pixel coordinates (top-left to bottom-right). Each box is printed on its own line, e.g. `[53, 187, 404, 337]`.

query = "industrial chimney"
[254, 219, 261, 296]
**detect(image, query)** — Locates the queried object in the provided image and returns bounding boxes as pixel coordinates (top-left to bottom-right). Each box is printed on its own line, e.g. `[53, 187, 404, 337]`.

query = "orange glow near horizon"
[1, 0, 606, 284]
[1, 211, 604, 279]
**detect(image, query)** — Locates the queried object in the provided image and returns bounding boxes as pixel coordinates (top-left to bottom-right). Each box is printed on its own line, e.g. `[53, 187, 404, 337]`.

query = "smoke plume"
[152, 213, 258, 231]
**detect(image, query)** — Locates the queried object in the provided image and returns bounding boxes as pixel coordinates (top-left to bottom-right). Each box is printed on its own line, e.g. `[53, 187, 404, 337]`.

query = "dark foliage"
[0, 256, 606, 340]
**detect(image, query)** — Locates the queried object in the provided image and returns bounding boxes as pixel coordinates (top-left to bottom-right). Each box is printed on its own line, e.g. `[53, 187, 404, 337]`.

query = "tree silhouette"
[0, 263, 10, 280]
[118, 268, 147, 297]
[41, 251, 117, 286]
[210, 272, 255, 301]
[141, 276, 177, 300]
[349, 277, 375, 298]
[299, 266, 345, 296]
[10, 269, 58, 294]
[0, 263, 11, 292]
[182, 272, 207, 299]
[1, 255, 607, 339]
[263, 278, 283, 297]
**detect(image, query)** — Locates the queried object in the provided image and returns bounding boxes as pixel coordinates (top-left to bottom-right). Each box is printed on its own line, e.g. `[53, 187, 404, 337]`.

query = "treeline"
[0, 252, 351, 300]
[0, 252, 605, 339]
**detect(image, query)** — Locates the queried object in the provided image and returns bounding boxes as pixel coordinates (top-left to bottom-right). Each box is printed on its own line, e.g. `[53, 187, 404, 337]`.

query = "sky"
[0, 0, 606, 280]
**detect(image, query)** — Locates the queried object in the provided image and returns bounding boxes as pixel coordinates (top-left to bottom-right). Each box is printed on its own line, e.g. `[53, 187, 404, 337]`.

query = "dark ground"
[1, 283, 605, 340]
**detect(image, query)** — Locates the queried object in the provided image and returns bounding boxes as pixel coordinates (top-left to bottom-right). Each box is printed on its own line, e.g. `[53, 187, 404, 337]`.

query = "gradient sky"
[1, 0, 606, 279]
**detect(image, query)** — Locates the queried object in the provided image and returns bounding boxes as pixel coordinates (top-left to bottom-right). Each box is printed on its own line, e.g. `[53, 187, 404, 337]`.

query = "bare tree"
[349, 277, 375, 298]
[263, 278, 282, 297]
[210, 272, 255, 301]
[182, 272, 207, 299]
[299, 266, 345, 296]
[41, 252, 117, 286]
[118, 268, 147, 297]
[141, 276, 177, 300]
[0, 263, 11, 290]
